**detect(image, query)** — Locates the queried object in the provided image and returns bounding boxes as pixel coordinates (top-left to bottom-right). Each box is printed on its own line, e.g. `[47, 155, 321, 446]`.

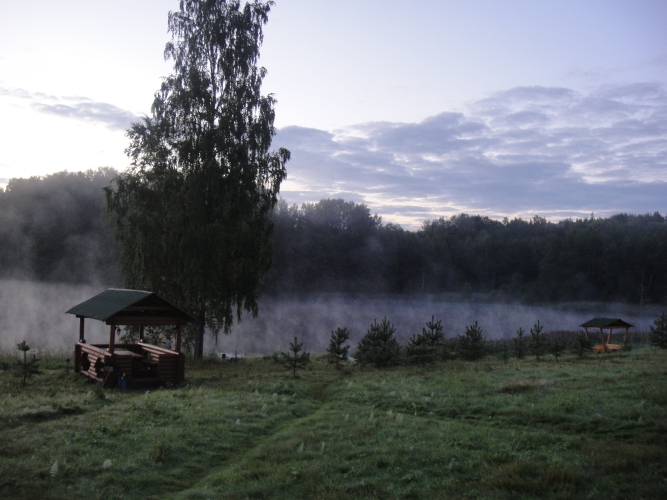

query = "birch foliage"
[105, 0, 289, 358]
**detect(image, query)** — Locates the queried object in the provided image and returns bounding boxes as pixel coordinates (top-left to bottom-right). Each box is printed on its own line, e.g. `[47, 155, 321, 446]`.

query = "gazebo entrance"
[67, 289, 194, 386]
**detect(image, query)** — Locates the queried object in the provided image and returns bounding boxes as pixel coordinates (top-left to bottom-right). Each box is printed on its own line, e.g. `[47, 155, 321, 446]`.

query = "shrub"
[575, 333, 594, 358]
[648, 313, 667, 349]
[499, 340, 510, 363]
[327, 327, 351, 369]
[457, 322, 485, 361]
[406, 316, 445, 365]
[550, 337, 565, 361]
[355, 317, 401, 368]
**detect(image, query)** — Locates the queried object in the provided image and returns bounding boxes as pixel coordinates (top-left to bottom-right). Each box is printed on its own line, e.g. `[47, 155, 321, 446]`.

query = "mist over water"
[1, 280, 661, 355]
[211, 294, 662, 356]
[0, 279, 108, 352]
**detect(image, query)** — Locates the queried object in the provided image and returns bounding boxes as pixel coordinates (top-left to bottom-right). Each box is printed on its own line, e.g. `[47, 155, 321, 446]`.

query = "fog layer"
[0, 280, 108, 352]
[2, 280, 659, 355]
[212, 294, 659, 355]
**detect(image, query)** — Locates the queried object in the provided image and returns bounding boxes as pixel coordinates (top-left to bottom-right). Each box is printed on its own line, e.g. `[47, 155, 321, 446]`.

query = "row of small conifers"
[274, 313, 667, 376]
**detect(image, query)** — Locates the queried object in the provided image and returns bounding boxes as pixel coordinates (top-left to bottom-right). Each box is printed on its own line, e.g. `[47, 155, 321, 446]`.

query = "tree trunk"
[194, 304, 206, 361]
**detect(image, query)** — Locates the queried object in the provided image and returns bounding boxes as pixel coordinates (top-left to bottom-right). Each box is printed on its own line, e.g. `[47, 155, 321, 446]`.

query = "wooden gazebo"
[67, 289, 194, 386]
[580, 318, 633, 353]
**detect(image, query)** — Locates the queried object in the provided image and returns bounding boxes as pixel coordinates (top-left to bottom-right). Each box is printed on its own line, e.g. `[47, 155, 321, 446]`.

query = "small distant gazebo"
[67, 289, 194, 386]
[580, 318, 633, 353]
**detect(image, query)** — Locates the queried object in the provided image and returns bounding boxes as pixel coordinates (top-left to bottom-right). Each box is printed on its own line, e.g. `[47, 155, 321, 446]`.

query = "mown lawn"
[0, 347, 666, 499]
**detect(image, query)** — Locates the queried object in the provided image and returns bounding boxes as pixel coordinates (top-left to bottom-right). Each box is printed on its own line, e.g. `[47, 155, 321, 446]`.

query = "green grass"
[0, 348, 666, 499]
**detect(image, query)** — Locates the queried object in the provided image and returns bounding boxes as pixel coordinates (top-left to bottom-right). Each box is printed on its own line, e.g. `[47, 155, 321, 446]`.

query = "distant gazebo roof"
[580, 318, 632, 353]
[580, 318, 633, 329]
[66, 289, 194, 326]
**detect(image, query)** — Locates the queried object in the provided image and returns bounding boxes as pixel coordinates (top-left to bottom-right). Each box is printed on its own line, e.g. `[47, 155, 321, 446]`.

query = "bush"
[550, 337, 565, 361]
[406, 316, 445, 365]
[648, 313, 667, 349]
[457, 322, 485, 361]
[575, 333, 594, 358]
[355, 317, 401, 368]
[499, 340, 510, 363]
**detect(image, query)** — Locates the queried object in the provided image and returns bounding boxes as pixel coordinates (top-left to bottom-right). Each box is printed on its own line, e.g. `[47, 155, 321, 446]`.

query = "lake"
[1, 279, 660, 355]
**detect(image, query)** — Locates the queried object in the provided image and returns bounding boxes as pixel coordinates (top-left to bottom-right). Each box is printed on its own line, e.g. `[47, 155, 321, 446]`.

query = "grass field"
[1, 346, 666, 499]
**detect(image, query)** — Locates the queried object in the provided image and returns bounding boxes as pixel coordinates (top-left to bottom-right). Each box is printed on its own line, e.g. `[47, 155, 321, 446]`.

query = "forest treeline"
[1, 168, 666, 304]
[0, 169, 121, 284]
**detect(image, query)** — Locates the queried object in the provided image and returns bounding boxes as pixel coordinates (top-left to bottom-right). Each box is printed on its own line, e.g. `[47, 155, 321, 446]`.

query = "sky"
[1, 0, 666, 230]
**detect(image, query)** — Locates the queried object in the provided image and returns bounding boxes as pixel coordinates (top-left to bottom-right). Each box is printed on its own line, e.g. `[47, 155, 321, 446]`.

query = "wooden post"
[108, 324, 116, 354]
[175, 324, 182, 353]
[598, 327, 607, 353]
[139, 325, 145, 343]
[79, 317, 86, 344]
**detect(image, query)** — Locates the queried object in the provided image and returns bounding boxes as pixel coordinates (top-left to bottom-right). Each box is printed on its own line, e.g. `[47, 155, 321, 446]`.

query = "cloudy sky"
[1, 0, 666, 229]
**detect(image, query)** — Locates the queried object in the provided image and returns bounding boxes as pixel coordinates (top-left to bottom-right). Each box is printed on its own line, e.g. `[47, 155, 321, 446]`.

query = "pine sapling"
[327, 327, 350, 369]
[15, 341, 41, 388]
[529, 320, 548, 361]
[406, 316, 445, 364]
[648, 313, 667, 349]
[513, 327, 527, 359]
[457, 322, 485, 361]
[280, 337, 310, 379]
[355, 317, 401, 368]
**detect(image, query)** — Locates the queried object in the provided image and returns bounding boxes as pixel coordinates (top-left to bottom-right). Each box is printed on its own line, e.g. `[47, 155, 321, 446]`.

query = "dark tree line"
[0, 169, 121, 284]
[265, 200, 667, 304]
[1, 171, 666, 305]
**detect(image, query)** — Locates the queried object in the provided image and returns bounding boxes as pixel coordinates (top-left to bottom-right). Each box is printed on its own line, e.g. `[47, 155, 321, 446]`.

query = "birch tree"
[106, 0, 289, 359]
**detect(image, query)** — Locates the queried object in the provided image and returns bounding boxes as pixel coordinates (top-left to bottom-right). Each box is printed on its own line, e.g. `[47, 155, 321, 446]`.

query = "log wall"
[74, 343, 185, 385]
[75, 343, 111, 383]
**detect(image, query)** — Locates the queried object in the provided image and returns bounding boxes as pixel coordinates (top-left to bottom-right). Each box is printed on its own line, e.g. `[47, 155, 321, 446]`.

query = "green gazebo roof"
[580, 318, 633, 329]
[66, 289, 194, 325]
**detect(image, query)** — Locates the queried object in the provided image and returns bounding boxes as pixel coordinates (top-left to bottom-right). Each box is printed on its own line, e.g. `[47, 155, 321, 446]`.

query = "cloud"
[0, 85, 139, 130]
[33, 100, 138, 130]
[276, 83, 667, 229]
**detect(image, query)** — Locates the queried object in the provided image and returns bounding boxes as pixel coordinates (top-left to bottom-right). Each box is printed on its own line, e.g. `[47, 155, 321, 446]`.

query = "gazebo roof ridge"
[66, 288, 194, 324]
[580, 318, 633, 329]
